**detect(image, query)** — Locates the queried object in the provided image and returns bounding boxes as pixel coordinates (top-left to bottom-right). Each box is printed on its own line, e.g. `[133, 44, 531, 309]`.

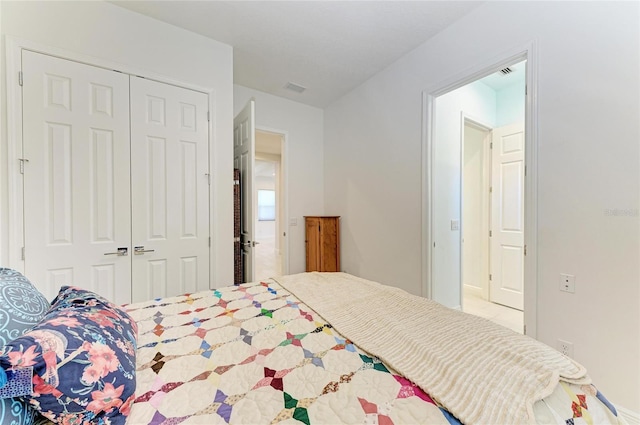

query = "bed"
[0, 270, 626, 425]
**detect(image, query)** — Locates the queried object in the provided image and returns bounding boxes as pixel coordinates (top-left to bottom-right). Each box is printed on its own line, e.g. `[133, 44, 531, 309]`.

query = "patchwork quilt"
[123, 279, 624, 425]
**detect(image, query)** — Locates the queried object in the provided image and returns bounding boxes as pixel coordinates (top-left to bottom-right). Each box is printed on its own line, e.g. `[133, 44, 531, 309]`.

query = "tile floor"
[254, 236, 281, 281]
[462, 287, 524, 334]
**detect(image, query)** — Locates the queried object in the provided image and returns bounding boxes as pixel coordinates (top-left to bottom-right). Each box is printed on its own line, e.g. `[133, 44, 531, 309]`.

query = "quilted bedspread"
[124, 277, 624, 425]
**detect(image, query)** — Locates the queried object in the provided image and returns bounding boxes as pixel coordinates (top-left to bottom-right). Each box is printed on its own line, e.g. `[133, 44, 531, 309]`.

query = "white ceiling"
[110, 1, 483, 108]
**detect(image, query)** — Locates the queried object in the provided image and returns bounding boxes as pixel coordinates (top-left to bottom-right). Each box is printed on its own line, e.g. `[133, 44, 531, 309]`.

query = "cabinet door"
[22, 50, 132, 304]
[305, 217, 320, 272]
[305, 217, 340, 272]
[319, 218, 339, 272]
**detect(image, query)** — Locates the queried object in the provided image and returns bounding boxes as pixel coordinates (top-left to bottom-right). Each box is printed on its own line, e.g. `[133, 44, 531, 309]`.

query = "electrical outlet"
[557, 339, 574, 357]
[559, 273, 575, 293]
[451, 220, 460, 231]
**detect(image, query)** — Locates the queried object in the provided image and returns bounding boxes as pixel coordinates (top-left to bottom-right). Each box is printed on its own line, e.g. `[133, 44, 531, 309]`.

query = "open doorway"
[461, 119, 525, 333]
[429, 59, 528, 333]
[233, 98, 289, 284]
[254, 130, 285, 280]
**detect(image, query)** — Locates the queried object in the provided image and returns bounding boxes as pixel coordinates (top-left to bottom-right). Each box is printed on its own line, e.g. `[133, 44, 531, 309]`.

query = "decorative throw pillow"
[0, 398, 37, 425]
[0, 286, 137, 425]
[0, 268, 50, 348]
[0, 268, 50, 425]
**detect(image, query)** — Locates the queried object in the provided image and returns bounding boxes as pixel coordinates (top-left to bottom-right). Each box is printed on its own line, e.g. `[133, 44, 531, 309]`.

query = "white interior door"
[234, 100, 256, 282]
[22, 50, 132, 304]
[130, 77, 210, 302]
[490, 122, 525, 310]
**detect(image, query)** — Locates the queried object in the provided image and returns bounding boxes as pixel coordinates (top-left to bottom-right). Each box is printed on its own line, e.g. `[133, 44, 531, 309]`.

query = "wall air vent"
[499, 67, 514, 75]
[284, 82, 307, 93]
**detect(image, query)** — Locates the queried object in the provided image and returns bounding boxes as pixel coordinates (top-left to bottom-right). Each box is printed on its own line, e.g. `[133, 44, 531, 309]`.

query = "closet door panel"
[22, 51, 131, 304]
[130, 77, 210, 302]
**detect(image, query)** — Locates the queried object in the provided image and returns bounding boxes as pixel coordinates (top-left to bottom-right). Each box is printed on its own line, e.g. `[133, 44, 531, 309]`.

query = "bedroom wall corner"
[323, 1, 639, 411]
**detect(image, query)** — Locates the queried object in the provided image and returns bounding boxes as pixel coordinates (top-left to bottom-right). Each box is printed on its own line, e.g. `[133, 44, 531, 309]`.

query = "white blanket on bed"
[274, 272, 591, 425]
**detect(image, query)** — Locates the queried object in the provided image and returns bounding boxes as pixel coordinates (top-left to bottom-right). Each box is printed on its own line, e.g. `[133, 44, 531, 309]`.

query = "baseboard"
[619, 406, 640, 425]
[463, 284, 483, 297]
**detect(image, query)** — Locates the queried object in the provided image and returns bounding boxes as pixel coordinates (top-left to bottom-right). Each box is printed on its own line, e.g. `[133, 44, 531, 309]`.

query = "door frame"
[255, 125, 290, 276]
[4, 36, 217, 285]
[421, 42, 538, 337]
[460, 114, 493, 304]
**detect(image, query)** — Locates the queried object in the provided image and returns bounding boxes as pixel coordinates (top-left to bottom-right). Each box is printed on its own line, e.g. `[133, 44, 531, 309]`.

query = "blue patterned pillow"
[0, 268, 50, 425]
[0, 269, 50, 348]
[0, 286, 137, 425]
[0, 398, 36, 425]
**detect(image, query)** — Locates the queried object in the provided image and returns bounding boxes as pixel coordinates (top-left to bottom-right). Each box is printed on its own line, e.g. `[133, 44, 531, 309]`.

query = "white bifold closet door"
[21, 50, 209, 304]
[22, 51, 132, 304]
[130, 77, 210, 302]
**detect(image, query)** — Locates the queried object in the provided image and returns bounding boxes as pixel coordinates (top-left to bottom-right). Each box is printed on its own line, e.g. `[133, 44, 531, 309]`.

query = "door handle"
[104, 247, 128, 256]
[241, 241, 259, 248]
[134, 246, 155, 255]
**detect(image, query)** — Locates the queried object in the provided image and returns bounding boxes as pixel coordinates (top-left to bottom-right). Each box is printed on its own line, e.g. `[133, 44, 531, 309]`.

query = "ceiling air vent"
[499, 67, 514, 75]
[284, 82, 307, 94]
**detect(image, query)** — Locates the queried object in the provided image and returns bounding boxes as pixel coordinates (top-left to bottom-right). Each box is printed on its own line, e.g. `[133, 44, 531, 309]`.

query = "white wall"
[496, 81, 526, 127]
[0, 1, 234, 286]
[234, 85, 324, 274]
[324, 1, 639, 411]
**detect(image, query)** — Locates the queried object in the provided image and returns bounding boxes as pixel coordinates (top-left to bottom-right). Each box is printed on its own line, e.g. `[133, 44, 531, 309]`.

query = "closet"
[21, 50, 210, 304]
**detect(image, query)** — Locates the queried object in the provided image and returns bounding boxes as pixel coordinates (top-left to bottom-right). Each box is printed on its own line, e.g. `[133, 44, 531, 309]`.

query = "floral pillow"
[0, 286, 137, 425]
[0, 268, 50, 425]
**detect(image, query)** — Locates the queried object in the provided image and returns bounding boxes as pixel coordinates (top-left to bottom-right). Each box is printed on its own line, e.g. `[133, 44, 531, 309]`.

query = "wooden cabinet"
[305, 216, 340, 272]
